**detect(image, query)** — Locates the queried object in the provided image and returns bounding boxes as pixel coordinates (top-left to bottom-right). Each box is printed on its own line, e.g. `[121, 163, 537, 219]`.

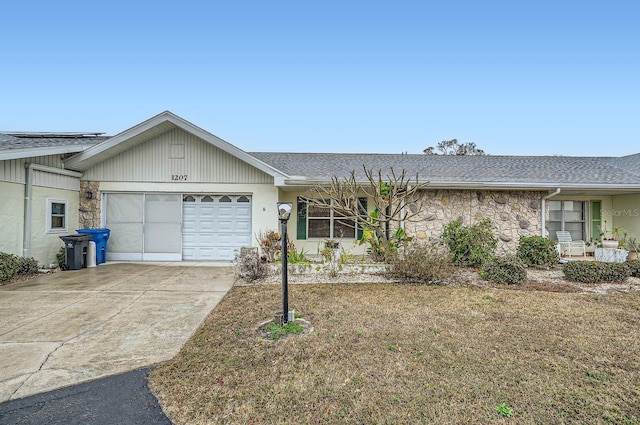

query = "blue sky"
[2, 0, 638, 156]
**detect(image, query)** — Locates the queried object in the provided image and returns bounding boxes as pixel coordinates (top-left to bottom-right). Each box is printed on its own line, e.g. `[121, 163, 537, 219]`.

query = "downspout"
[23, 164, 34, 257]
[22, 163, 84, 258]
[541, 188, 561, 238]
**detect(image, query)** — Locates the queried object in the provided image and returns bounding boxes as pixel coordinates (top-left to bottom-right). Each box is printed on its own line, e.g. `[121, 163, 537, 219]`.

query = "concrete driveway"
[0, 262, 234, 402]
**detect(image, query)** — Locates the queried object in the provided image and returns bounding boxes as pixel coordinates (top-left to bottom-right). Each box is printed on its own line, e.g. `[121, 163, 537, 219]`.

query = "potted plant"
[624, 236, 638, 260]
[598, 221, 619, 249]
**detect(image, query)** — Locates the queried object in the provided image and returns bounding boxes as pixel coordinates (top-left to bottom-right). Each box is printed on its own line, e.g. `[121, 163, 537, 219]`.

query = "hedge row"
[563, 261, 631, 283]
[0, 253, 40, 283]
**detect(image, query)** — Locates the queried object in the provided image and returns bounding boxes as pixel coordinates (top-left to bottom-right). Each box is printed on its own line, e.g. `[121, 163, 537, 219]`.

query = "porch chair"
[556, 231, 586, 258]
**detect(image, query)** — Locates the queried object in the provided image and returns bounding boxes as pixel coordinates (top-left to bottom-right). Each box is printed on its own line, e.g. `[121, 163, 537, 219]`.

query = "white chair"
[556, 231, 586, 258]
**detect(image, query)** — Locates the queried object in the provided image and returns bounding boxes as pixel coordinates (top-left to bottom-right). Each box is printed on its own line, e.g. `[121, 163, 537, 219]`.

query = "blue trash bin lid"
[77, 228, 111, 237]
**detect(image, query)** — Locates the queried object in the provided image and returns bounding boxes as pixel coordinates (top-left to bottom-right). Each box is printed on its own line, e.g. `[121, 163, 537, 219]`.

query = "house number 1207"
[171, 175, 188, 181]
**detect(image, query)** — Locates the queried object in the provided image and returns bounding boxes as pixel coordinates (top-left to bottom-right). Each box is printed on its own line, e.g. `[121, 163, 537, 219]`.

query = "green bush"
[441, 218, 497, 267]
[15, 256, 39, 276]
[517, 235, 559, 268]
[56, 246, 66, 268]
[1, 253, 40, 283]
[385, 241, 452, 284]
[627, 260, 640, 278]
[479, 255, 527, 285]
[0, 253, 18, 283]
[563, 261, 630, 283]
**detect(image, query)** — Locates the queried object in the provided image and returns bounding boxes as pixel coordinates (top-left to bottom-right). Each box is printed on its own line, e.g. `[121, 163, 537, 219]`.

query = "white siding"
[0, 156, 78, 191]
[82, 128, 273, 184]
[0, 181, 24, 256]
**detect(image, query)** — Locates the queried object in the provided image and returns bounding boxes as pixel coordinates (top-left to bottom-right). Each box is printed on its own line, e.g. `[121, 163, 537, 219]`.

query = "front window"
[307, 201, 356, 239]
[548, 200, 586, 241]
[47, 199, 68, 232]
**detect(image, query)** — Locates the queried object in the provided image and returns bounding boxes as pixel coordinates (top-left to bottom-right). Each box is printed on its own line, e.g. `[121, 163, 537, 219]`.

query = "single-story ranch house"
[1, 111, 639, 266]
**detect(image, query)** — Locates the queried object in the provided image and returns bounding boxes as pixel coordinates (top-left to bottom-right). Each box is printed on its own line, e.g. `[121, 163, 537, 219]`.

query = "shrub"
[56, 246, 66, 268]
[233, 247, 268, 282]
[441, 218, 497, 267]
[517, 235, 559, 268]
[479, 255, 527, 285]
[627, 260, 640, 278]
[599, 263, 631, 282]
[15, 256, 40, 276]
[0, 253, 18, 283]
[563, 261, 630, 283]
[256, 230, 281, 263]
[385, 241, 452, 284]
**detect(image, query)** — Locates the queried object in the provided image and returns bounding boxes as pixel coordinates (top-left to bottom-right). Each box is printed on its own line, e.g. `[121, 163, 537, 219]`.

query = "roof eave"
[279, 179, 640, 192]
[0, 145, 92, 161]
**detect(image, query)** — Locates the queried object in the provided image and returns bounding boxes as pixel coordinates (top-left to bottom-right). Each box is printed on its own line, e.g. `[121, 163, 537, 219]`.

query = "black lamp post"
[277, 202, 293, 324]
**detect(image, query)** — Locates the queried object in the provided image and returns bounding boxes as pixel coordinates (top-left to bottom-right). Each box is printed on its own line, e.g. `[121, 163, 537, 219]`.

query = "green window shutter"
[296, 197, 307, 240]
[357, 197, 367, 240]
[591, 200, 602, 243]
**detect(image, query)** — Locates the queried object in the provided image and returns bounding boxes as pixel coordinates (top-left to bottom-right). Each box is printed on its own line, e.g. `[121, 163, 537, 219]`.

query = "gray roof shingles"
[2, 130, 637, 187]
[0, 133, 108, 151]
[250, 152, 640, 186]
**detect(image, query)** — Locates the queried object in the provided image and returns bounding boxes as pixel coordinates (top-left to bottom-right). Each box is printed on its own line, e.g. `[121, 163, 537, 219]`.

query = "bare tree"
[423, 139, 486, 155]
[303, 166, 427, 261]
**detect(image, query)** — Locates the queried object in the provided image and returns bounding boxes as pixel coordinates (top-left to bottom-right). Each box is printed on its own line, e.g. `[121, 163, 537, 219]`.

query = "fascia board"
[280, 178, 640, 192]
[65, 111, 176, 168]
[0, 145, 91, 161]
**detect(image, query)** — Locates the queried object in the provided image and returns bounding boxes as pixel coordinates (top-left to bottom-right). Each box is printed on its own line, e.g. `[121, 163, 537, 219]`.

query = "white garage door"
[182, 195, 252, 260]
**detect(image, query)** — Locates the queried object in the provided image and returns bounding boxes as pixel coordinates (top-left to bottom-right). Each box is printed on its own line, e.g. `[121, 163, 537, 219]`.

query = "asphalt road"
[0, 368, 171, 425]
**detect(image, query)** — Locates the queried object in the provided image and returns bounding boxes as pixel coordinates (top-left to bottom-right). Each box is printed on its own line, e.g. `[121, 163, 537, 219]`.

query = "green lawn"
[150, 283, 640, 424]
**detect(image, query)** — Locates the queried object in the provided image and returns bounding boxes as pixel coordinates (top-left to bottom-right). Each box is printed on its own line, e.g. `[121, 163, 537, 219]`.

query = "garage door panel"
[235, 221, 251, 232]
[236, 207, 251, 218]
[182, 195, 252, 260]
[182, 220, 197, 233]
[218, 207, 233, 218]
[216, 248, 236, 260]
[199, 221, 215, 232]
[182, 247, 196, 259]
[217, 221, 234, 232]
[197, 248, 215, 260]
[199, 207, 215, 218]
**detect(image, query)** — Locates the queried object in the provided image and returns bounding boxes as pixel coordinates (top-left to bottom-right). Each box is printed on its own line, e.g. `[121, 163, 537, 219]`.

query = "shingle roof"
[250, 152, 640, 187]
[0, 133, 108, 152]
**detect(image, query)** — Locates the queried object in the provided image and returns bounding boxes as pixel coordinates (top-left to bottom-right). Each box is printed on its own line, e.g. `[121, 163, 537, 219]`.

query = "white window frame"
[548, 200, 587, 241]
[46, 198, 68, 233]
[307, 200, 356, 240]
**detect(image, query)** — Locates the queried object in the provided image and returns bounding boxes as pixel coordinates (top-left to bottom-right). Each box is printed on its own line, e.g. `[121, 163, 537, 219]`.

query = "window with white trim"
[307, 201, 356, 239]
[47, 199, 68, 232]
[548, 200, 586, 242]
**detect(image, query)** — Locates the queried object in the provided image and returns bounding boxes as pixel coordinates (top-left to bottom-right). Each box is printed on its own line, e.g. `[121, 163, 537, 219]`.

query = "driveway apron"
[0, 262, 234, 402]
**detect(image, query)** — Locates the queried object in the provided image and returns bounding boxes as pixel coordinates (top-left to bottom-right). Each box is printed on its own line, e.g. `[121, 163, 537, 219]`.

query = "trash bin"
[76, 228, 111, 265]
[59, 234, 92, 270]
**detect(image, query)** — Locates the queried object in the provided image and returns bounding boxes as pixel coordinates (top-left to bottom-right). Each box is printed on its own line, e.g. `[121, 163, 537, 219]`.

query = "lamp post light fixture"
[277, 202, 293, 324]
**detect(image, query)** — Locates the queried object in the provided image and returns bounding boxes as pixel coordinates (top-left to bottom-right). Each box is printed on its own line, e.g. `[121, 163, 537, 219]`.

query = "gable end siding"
[81, 128, 273, 184]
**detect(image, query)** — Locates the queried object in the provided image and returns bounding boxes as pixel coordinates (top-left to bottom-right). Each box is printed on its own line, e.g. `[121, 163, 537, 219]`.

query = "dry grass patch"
[150, 283, 640, 424]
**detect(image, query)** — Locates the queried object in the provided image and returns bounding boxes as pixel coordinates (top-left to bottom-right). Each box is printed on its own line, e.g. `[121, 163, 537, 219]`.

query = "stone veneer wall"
[79, 181, 101, 228]
[406, 189, 549, 254]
